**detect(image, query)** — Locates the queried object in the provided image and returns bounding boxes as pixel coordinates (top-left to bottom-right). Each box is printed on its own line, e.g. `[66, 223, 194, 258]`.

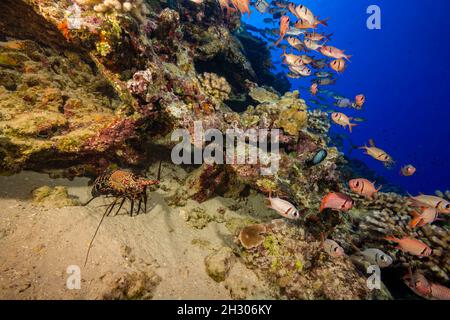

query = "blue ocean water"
[245, 0, 450, 195]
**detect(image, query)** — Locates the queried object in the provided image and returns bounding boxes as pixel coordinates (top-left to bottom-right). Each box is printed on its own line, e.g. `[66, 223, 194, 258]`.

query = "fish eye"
[445, 204, 450, 209]
[355, 181, 360, 187]
[333, 247, 338, 252]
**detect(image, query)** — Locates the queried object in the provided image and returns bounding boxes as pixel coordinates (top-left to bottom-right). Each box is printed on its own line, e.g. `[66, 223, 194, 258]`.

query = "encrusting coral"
[239, 224, 267, 249]
[198, 72, 231, 106]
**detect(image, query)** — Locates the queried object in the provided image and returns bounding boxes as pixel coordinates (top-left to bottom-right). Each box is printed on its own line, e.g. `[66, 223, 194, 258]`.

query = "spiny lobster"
[83, 163, 161, 265]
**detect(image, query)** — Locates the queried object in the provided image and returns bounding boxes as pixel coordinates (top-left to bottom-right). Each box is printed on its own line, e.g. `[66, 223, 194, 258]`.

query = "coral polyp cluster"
[76, 0, 149, 19]
[198, 72, 231, 106]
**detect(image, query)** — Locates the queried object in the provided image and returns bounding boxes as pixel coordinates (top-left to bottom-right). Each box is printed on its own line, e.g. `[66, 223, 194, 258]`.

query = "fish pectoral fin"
[410, 210, 421, 218]
[409, 216, 422, 228]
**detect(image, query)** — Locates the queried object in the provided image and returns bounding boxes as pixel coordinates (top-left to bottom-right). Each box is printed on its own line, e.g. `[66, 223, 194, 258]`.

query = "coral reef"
[238, 219, 372, 300]
[198, 72, 231, 106]
[0, 39, 127, 174]
[0, 0, 446, 301]
[76, 0, 149, 22]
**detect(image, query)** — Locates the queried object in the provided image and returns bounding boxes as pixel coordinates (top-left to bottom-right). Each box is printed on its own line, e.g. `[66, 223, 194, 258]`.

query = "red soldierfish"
[384, 236, 432, 257]
[330, 59, 346, 73]
[274, 16, 290, 46]
[354, 94, 365, 109]
[230, 0, 251, 17]
[409, 207, 440, 228]
[320, 192, 354, 213]
[320, 45, 352, 61]
[288, 3, 328, 27]
[400, 164, 416, 177]
[360, 139, 395, 168]
[349, 178, 381, 200]
[310, 83, 318, 96]
[331, 112, 358, 133]
[409, 194, 450, 214]
[404, 271, 450, 300]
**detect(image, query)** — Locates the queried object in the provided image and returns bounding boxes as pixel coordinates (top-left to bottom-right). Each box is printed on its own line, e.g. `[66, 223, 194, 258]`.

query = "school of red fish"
[218, 0, 449, 300]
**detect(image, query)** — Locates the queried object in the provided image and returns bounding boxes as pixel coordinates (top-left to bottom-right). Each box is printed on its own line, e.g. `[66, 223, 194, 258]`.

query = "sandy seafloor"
[0, 163, 278, 299]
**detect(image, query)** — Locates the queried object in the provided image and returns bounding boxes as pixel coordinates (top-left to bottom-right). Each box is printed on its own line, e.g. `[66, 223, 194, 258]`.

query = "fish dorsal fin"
[368, 139, 375, 147]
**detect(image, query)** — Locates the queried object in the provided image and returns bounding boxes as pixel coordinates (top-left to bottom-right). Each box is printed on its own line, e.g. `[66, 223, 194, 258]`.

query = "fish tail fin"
[319, 193, 330, 213]
[348, 123, 357, 133]
[279, 45, 287, 56]
[326, 33, 333, 41]
[409, 216, 423, 229]
[318, 17, 329, 26]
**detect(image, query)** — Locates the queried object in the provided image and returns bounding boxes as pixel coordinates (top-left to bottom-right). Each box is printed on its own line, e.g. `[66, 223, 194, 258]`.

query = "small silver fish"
[361, 249, 393, 268]
[334, 98, 353, 108]
[285, 27, 306, 36]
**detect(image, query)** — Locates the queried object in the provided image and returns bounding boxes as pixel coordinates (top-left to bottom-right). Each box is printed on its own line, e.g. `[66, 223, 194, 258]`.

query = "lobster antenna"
[82, 196, 96, 207]
[157, 160, 163, 181]
[84, 199, 116, 266]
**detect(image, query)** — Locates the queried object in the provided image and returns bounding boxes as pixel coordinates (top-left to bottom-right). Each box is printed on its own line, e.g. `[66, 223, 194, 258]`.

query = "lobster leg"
[113, 197, 126, 216]
[106, 197, 119, 217]
[82, 196, 97, 206]
[157, 160, 163, 180]
[137, 198, 142, 215]
[144, 187, 148, 213]
[130, 199, 134, 217]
